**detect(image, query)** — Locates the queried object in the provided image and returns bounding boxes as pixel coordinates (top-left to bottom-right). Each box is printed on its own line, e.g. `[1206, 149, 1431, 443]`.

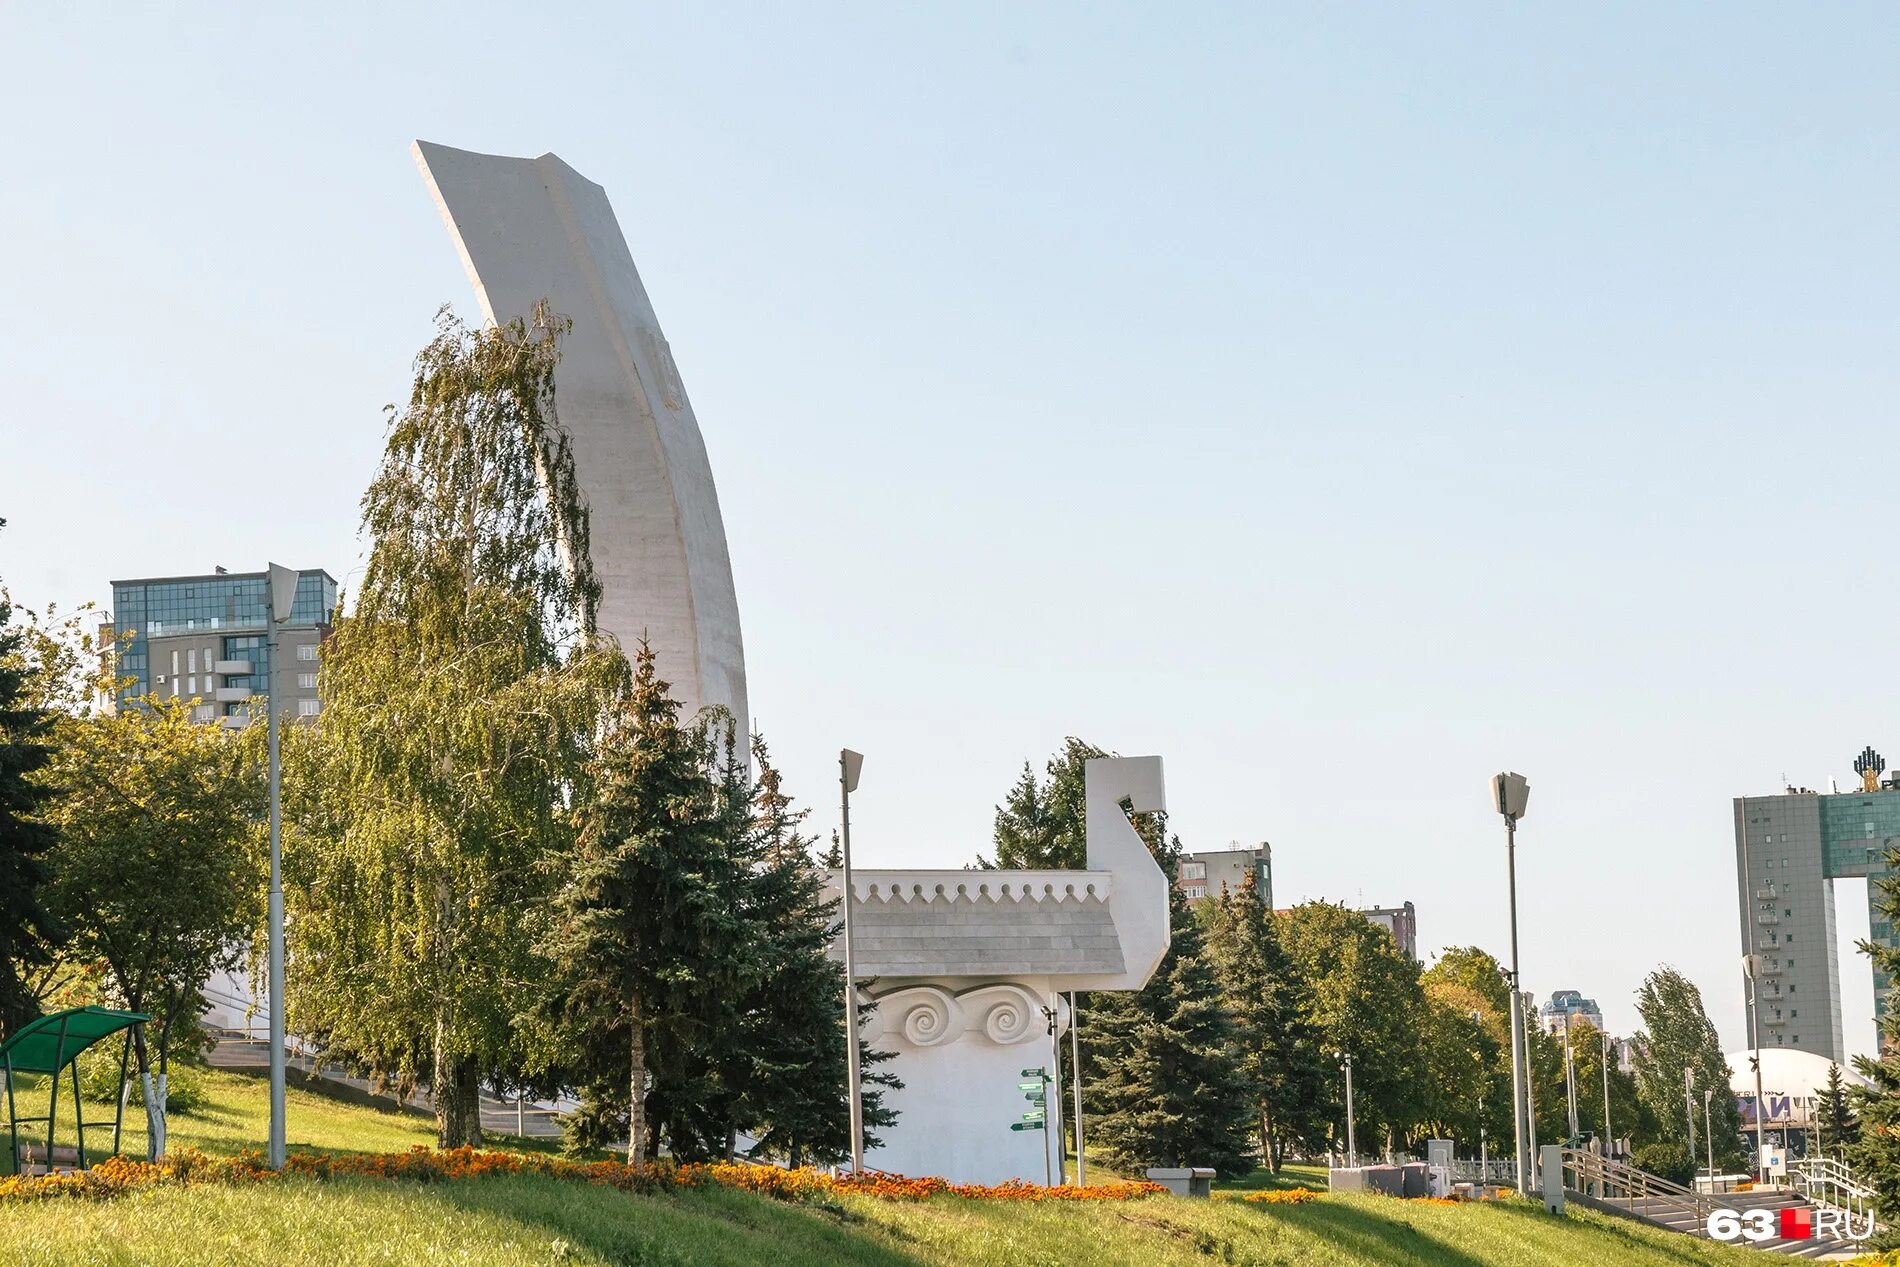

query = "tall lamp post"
[1562, 1009, 1580, 1142]
[1600, 1030, 1614, 1160]
[1703, 1088, 1716, 1183]
[265, 562, 297, 1171]
[839, 749, 865, 1175]
[1338, 1051, 1357, 1168]
[1491, 771, 1531, 1194]
[1684, 1068, 1697, 1169]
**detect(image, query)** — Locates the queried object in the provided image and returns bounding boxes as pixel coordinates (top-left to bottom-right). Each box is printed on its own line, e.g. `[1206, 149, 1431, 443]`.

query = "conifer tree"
[984, 738, 1105, 869]
[1851, 864, 1900, 1242]
[1082, 833, 1254, 1176]
[541, 639, 744, 1164]
[1200, 873, 1328, 1170]
[0, 543, 58, 1038]
[1816, 1061, 1856, 1154]
[724, 735, 895, 1164]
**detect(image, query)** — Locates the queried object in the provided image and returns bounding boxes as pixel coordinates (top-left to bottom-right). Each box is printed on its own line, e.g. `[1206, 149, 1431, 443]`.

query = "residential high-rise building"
[1732, 748, 1900, 1065]
[1175, 843, 1273, 906]
[1360, 902, 1418, 960]
[108, 567, 337, 727]
[1539, 990, 1605, 1036]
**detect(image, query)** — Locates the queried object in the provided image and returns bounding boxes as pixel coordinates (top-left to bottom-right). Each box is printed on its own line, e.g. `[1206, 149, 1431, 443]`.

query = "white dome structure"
[1725, 1049, 1869, 1130]
[1725, 1049, 1869, 1099]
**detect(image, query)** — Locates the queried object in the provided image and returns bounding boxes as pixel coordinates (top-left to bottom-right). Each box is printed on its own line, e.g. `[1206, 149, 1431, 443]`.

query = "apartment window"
[1180, 862, 1206, 883]
[171, 650, 180, 676]
[192, 704, 215, 723]
[298, 699, 320, 717]
[297, 644, 318, 661]
[188, 648, 197, 672]
[187, 676, 196, 694]
[298, 673, 318, 690]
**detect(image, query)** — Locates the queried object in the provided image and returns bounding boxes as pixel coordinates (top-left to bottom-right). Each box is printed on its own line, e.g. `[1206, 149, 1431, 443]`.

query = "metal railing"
[1447, 1158, 1517, 1185]
[1558, 1147, 1711, 1227]
[1788, 1155, 1878, 1243]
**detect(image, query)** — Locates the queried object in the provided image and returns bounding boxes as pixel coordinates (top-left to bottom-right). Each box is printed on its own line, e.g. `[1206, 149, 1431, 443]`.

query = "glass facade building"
[110, 569, 337, 708]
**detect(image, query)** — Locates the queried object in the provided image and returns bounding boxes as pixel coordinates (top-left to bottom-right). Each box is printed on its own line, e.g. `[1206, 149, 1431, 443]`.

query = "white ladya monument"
[414, 141, 746, 727]
[414, 143, 1171, 1184]
[840, 755, 1171, 1184]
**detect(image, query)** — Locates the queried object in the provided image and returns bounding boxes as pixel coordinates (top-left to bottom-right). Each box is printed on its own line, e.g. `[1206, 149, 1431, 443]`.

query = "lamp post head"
[1491, 771, 1530, 821]
[840, 749, 864, 794]
[267, 563, 298, 625]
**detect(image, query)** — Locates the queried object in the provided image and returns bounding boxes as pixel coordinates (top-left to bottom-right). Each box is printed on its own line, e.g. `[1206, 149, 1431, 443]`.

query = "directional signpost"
[1012, 1068, 1052, 1186]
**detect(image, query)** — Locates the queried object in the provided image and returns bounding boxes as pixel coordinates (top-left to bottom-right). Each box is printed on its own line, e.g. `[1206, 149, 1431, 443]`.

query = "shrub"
[1631, 1142, 1693, 1186]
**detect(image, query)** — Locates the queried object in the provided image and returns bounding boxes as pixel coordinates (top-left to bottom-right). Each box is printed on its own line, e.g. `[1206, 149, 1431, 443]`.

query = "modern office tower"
[108, 567, 338, 727]
[1175, 842, 1273, 905]
[1539, 990, 1606, 1036]
[1733, 748, 1900, 1065]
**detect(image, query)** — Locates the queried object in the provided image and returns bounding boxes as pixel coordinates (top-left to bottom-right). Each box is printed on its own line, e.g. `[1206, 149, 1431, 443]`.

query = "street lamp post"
[1684, 1068, 1697, 1170]
[1562, 1010, 1580, 1143]
[839, 749, 865, 1175]
[1703, 1088, 1716, 1183]
[1070, 992, 1085, 1186]
[1491, 772, 1532, 1195]
[265, 563, 297, 1171]
[1600, 1030, 1614, 1161]
[1339, 1052, 1357, 1168]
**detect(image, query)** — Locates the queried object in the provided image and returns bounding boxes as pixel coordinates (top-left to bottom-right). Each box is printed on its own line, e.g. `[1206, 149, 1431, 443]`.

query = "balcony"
[1754, 885, 1778, 900]
[1757, 962, 1784, 977]
[213, 659, 252, 675]
[218, 714, 249, 730]
[1756, 912, 1781, 925]
[1764, 1014, 1788, 1027]
[215, 686, 252, 703]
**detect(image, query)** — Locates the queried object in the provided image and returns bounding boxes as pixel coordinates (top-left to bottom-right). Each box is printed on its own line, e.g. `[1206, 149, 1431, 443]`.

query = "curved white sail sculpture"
[413, 141, 746, 728]
[840, 756, 1171, 1184]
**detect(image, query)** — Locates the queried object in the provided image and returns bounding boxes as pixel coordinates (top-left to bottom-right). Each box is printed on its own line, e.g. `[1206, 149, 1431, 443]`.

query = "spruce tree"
[1083, 834, 1254, 1176]
[1815, 1061, 1856, 1155]
[541, 639, 740, 1164]
[0, 547, 58, 1039]
[727, 736, 895, 1164]
[984, 738, 1105, 869]
[1851, 862, 1900, 1242]
[1200, 873, 1328, 1170]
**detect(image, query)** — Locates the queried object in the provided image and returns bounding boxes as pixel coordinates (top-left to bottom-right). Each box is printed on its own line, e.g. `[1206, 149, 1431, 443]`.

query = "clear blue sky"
[4, 4, 1897, 1058]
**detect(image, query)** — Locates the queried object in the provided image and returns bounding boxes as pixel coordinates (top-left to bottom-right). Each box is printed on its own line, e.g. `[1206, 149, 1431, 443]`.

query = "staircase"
[1555, 1148, 1864, 1259]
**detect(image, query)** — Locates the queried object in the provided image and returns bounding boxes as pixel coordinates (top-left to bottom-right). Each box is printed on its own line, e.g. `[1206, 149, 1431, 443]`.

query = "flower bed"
[1238, 1187, 1323, 1204]
[0, 1146, 1164, 1205]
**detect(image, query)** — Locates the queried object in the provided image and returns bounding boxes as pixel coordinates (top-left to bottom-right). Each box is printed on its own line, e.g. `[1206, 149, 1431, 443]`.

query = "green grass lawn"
[4, 1066, 439, 1167]
[1, 1068, 1779, 1265]
[0, 1172, 1780, 1267]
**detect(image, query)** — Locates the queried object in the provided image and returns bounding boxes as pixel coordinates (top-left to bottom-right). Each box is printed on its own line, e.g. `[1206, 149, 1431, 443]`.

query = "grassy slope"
[1, 1070, 1774, 1266]
[0, 1176, 1778, 1267]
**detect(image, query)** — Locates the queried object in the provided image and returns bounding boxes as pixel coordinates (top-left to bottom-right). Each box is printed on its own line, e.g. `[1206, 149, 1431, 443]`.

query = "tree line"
[0, 308, 885, 1165]
[993, 738, 1750, 1180]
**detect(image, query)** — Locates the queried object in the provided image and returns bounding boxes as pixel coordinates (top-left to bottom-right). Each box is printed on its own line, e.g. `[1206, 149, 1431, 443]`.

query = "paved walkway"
[205, 1030, 566, 1140]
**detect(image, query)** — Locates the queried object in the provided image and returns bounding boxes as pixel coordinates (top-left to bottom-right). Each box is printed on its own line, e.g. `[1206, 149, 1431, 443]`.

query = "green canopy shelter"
[1, 1006, 151, 1175]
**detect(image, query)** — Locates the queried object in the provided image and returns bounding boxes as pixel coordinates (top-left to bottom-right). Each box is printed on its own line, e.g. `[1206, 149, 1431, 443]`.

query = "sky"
[3, 4, 1897, 1061]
